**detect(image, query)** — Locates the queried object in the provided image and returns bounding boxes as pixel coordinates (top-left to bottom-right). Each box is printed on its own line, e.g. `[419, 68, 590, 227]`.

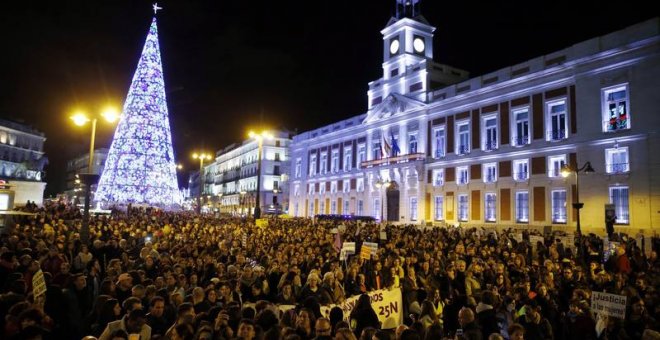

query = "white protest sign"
[342, 242, 356, 254]
[591, 292, 627, 318]
[513, 233, 523, 243]
[32, 269, 47, 298]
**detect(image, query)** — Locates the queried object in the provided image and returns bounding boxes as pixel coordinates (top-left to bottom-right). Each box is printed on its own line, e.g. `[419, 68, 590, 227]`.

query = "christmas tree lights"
[95, 17, 180, 206]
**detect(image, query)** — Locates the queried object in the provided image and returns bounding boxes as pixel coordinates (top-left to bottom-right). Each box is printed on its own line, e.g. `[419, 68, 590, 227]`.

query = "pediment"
[362, 93, 425, 125]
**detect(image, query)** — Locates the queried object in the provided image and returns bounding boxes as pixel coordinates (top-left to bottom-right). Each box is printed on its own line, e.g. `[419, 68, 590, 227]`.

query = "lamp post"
[192, 152, 212, 214]
[70, 107, 120, 246]
[248, 130, 273, 219]
[561, 161, 595, 264]
[374, 178, 391, 222]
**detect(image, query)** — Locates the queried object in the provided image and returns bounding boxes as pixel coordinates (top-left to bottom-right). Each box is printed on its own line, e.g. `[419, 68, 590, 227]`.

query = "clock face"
[413, 37, 425, 53]
[390, 39, 400, 55]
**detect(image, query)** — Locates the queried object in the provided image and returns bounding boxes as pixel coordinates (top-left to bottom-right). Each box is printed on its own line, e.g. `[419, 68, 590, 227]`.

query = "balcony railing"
[512, 135, 530, 146]
[360, 152, 425, 168]
[514, 172, 528, 181]
[434, 150, 445, 159]
[457, 145, 470, 155]
[548, 129, 567, 141]
[606, 163, 629, 174]
[484, 141, 498, 151]
[485, 174, 497, 183]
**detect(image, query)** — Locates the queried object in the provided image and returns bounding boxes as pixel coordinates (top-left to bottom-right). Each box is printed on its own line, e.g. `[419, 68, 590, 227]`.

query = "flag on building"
[391, 132, 401, 156]
[381, 133, 392, 158]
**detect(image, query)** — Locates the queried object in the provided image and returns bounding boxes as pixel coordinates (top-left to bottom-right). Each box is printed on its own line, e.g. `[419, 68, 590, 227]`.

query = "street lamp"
[374, 178, 391, 222]
[561, 161, 595, 263]
[192, 152, 213, 214]
[248, 130, 273, 219]
[70, 106, 120, 246]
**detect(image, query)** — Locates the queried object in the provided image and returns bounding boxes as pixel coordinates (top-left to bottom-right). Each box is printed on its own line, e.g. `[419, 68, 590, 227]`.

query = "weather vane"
[153, 3, 162, 14]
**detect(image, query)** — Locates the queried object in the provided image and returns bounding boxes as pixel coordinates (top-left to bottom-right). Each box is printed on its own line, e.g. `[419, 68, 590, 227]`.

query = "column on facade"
[399, 123, 408, 156]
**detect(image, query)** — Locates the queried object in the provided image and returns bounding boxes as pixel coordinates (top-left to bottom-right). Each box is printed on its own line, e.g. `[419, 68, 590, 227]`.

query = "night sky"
[0, 0, 656, 196]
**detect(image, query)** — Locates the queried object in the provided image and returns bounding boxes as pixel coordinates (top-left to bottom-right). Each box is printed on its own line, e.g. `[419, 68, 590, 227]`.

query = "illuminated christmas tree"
[95, 16, 180, 206]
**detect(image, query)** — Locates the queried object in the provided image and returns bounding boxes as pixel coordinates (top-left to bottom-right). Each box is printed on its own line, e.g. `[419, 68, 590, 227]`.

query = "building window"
[457, 166, 469, 185]
[410, 197, 418, 221]
[433, 169, 444, 186]
[373, 141, 382, 160]
[484, 163, 497, 183]
[516, 191, 529, 223]
[457, 122, 470, 155]
[358, 145, 366, 168]
[330, 181, 337, 193]
[294, 184, 300, 197]
[294, 203, 299, 216]
[319, 182, 326, 194]
[357, 178, 364, 192]
[344, 200, 350, 215]
[548, 155, 566, 178]
[605, 147, 629, 174]
[513, 159, 529, 181]
[308, 184, 315, 195]
[331, 200, 337, 214]
[320, 201, 325, 214]
[602, 84, 630, 132]
[331, 150, 339, 173]
[512, 107, 530, 146]
[357, 200, 364, 216]
[547, 100, 568, 141]
[320, 153, 328, 174]
[434, 196, 444, 221]
[343, 179, 350, 193]
[485, 193, 497, 222]
[295, 158, 302, 178]
[458, 194, 468, 222]
[609, 186, 630, 224]
[433, 127, 446, 158]
[483, 116, 498, 151]
[274, 153, 281, 161]
[309, 156, 316, 176]
[344, 148, 352, 171]
[551, 189, 567, 223]
[309, 201, 314, 216]
[373, 198, 380, 220]
[408, 133, 418, 154]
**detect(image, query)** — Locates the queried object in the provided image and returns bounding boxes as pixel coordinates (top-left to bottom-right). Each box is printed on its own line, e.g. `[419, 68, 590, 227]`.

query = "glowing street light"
[248, 130, 273, 219]
[560, 161, 595, 265]
[192, 152, 212, 214]
[69, 105, 120, 246]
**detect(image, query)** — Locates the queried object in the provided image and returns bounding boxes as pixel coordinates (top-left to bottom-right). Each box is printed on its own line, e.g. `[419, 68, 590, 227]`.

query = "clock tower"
[368, 0, 468, 109]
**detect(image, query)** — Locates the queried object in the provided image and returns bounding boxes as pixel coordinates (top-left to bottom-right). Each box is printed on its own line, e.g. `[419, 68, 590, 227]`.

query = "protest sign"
[32, 269, 47, 298]
[591, 292, 627, 318]
[255, 219, 269, 228]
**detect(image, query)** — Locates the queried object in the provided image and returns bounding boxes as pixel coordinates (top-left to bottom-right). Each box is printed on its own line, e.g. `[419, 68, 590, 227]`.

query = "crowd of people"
[0, 200, 658, 340]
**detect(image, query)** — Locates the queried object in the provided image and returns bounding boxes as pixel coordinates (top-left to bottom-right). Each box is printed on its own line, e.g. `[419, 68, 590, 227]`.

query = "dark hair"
[150, 295, 165, 307]
[122, 297, 141, 312]
[178, 302, 194, 316]
[97, 298, 120, 326]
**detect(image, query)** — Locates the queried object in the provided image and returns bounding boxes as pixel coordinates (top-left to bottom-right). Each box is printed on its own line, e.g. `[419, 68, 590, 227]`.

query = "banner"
[591, 291, 627, 318]
[32, 269, 47, 298]
[329, 288, 403, 329]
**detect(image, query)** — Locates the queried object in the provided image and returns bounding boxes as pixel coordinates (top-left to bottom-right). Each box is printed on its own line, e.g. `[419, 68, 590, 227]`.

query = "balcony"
[512, 135, 529, 146]
[485, 174, 497, 183]
[484, 141, 498, 151]
[360, 153, 425, 168]
[457, 145, 470, 156]
[606, 163, 629, 174]
[434, 149, 445, 159]
[547, 129, 567, 141]
[514, 172, 528, 181]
